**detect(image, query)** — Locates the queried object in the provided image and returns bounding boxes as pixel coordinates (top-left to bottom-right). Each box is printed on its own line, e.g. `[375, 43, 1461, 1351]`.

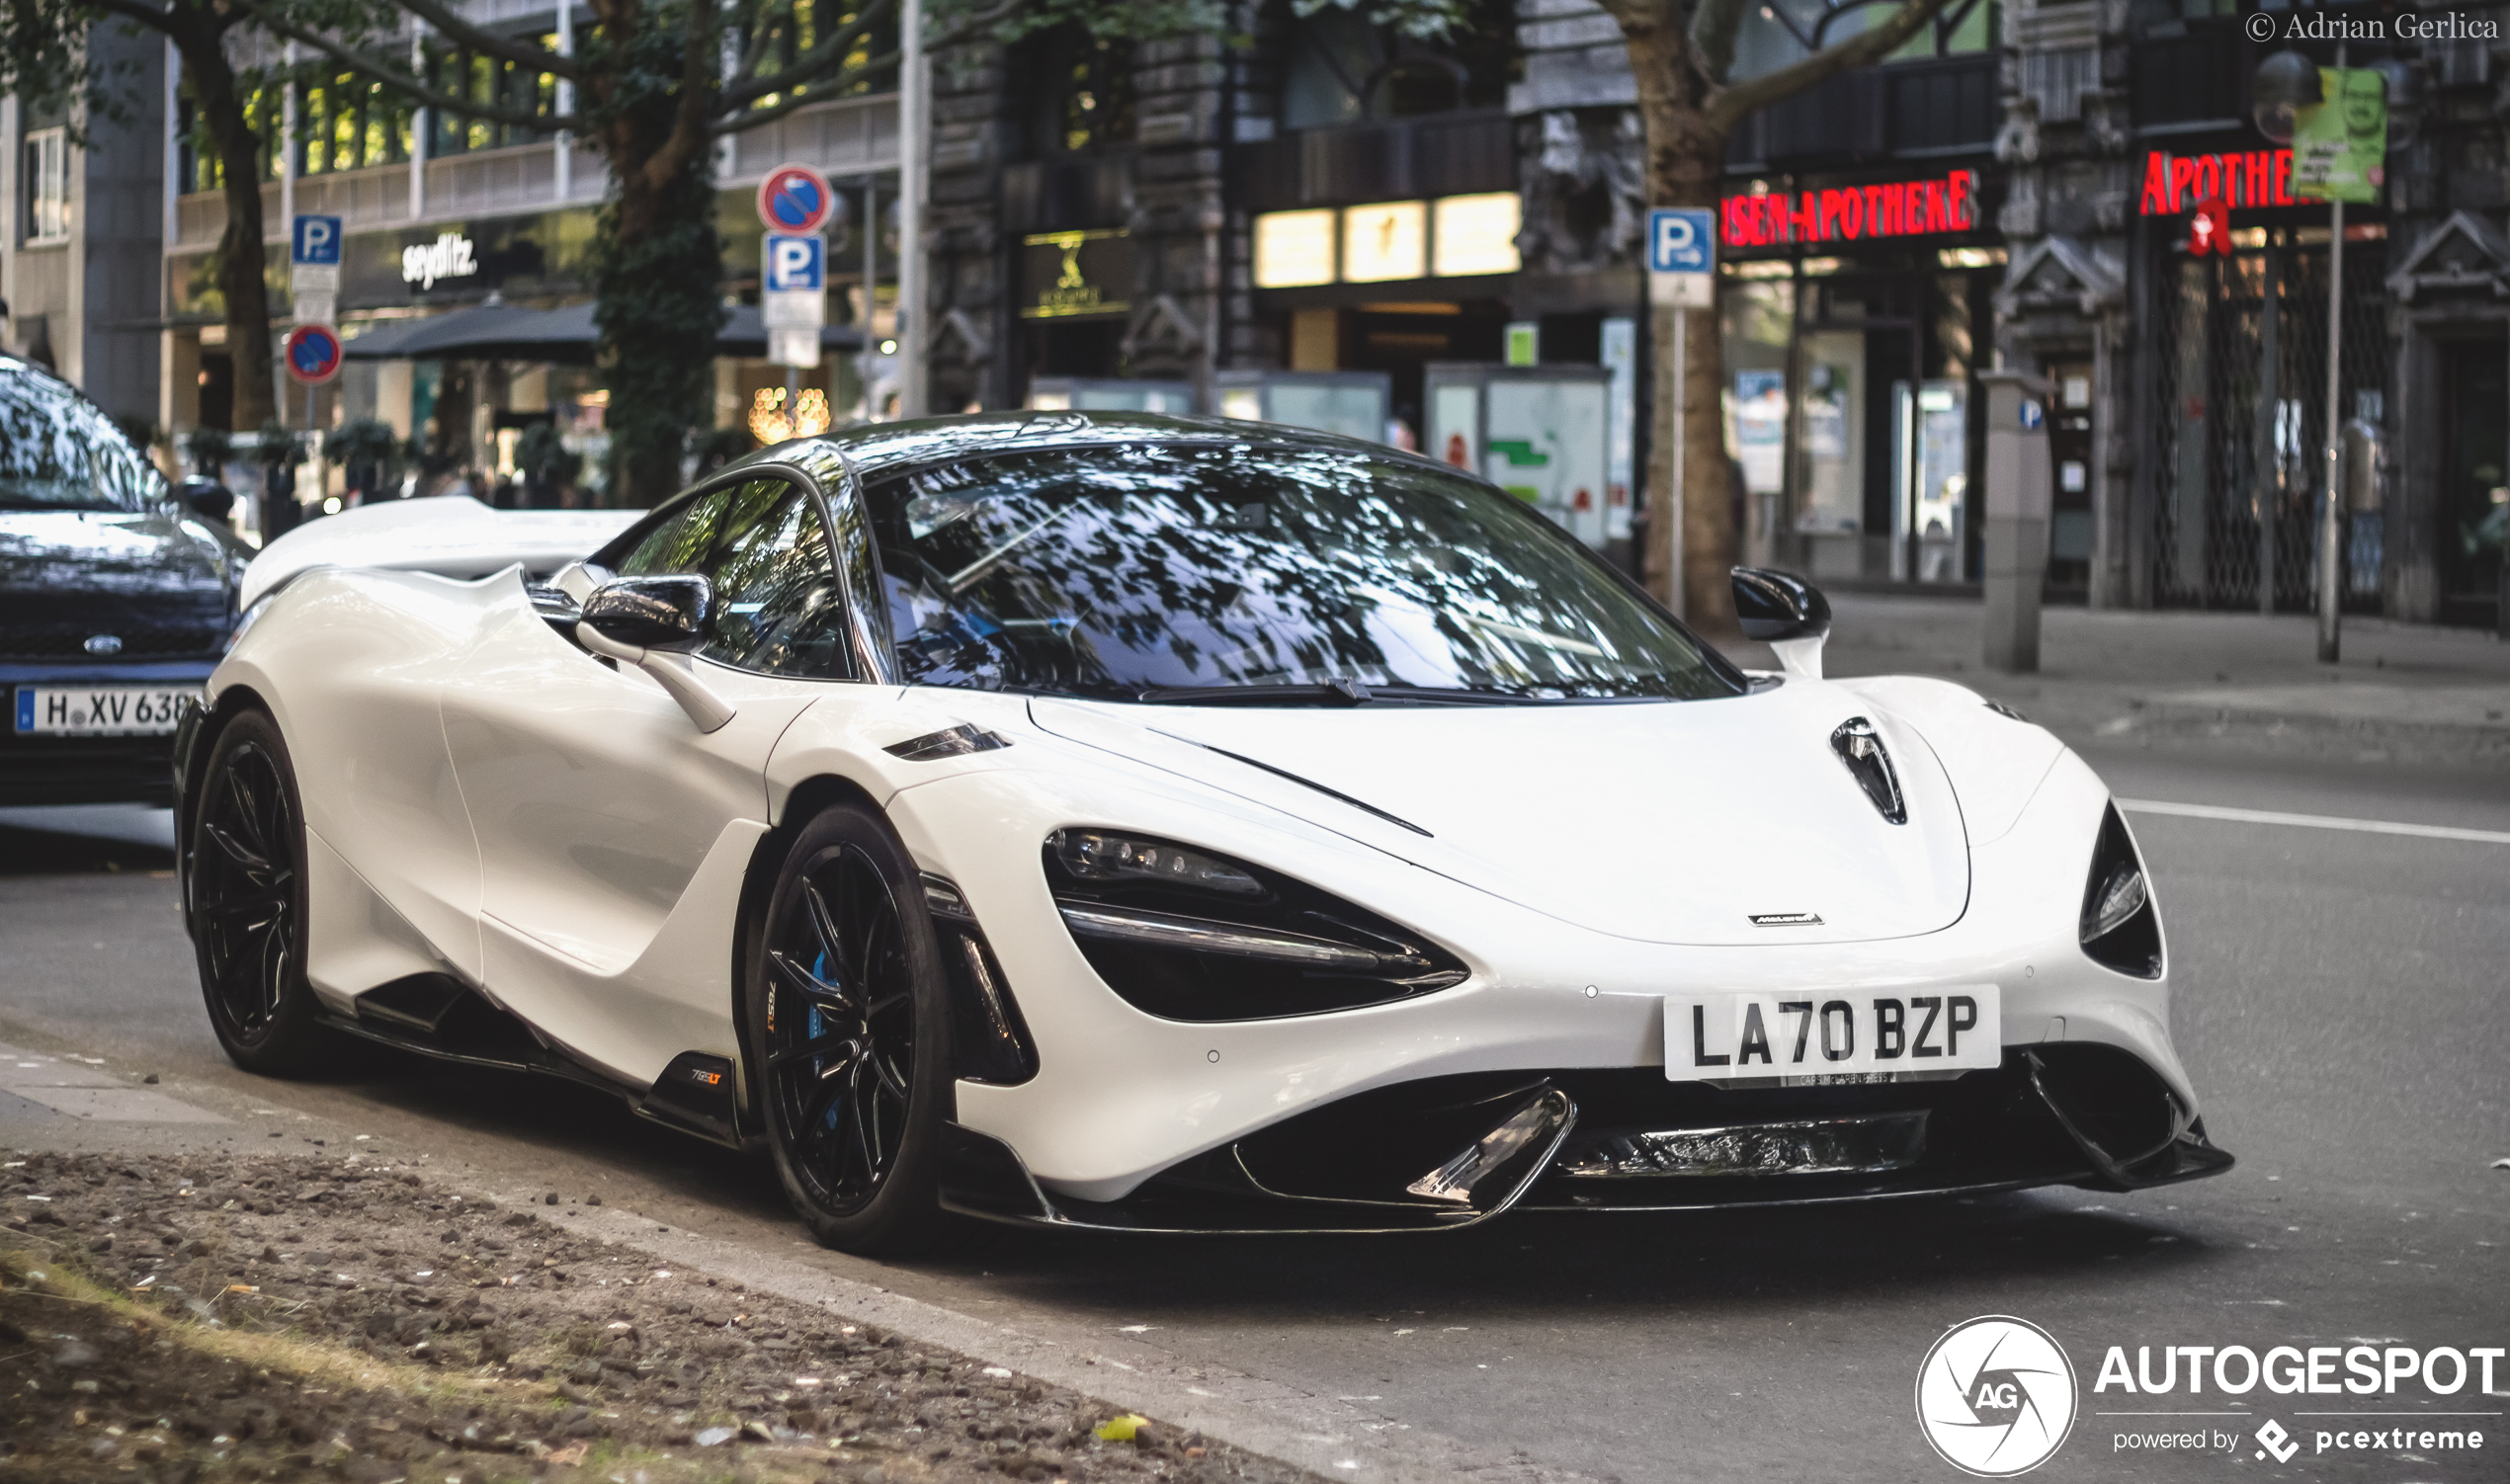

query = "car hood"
[0, 508, 238, 648]
[1029, 683, 1972, 947]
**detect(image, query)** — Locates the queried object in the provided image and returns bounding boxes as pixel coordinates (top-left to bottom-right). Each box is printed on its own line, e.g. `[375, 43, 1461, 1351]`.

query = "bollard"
[1979, 371, 2054, 674]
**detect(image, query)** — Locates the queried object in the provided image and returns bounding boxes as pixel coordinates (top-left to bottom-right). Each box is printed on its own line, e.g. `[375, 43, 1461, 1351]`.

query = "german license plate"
[13, 686, 190, 736]
[1664, 986, 2001, 1082]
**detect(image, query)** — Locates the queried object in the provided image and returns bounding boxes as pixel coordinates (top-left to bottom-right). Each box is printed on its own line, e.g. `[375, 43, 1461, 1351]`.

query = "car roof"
[764, 410, 1455, 483]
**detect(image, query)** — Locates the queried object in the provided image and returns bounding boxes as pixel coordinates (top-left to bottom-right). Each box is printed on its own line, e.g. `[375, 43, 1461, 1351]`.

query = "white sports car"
[175, 415, 2228, 1254]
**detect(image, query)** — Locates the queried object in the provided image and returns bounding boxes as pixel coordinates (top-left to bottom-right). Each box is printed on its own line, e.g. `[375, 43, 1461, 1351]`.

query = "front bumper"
[936, 1045, 2232, 1234]
[1, 666, 214, 807]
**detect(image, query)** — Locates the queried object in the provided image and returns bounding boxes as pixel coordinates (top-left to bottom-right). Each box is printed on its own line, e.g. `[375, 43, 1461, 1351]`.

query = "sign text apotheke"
[2137, 149, 2300, 215]
[1721, 169, 1979, 248]
[401, 232, 480, 289]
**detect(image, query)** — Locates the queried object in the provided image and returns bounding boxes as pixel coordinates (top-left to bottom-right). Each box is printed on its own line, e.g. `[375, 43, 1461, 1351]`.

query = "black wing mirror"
[574, 575, 736, 732]
[1730, 566, 1831, 680]
[581, 575, 712, 653]
[177, 478, 235, 525]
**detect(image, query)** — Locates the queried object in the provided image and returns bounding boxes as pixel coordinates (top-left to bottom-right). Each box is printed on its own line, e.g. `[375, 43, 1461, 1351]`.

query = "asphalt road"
[1, 741, 2504, 1484]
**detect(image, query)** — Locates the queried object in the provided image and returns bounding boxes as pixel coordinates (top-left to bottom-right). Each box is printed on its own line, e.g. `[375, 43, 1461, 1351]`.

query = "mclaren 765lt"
[176, 414, 2227, 1253]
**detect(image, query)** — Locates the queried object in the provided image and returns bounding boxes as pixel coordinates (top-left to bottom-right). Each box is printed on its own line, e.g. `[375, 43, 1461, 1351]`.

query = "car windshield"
[865, 441, 1740, 703]
[0, 363, 162, 513]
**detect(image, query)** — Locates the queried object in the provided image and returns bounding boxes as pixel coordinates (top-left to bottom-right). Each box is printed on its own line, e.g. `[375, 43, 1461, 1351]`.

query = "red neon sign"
[2137, 150, 2298, 214]
[1719, 169, 1979, 248]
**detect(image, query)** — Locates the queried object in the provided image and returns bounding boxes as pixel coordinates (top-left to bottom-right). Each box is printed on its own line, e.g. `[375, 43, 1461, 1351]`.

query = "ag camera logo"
[1916, 1316, 2078, 1476]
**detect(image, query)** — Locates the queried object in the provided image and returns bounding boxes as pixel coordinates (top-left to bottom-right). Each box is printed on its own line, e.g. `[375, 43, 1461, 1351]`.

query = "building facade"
[3, 0, 2502, 623]
[2, 14, 902, 504]
[0, 23, 167, 433]
[913, 0, 2505, 624]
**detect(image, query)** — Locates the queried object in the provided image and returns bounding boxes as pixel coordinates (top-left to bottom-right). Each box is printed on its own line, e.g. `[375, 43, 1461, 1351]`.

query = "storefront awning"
[342, 301, 866, 364]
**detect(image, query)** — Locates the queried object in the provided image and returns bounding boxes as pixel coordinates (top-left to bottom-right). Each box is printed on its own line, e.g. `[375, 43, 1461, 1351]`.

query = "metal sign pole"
[896, 0, 925, 418]
[1644, 207, 1714, 618]
[1670, 302, 1687, 618]
[2315, 41, 2348, 663]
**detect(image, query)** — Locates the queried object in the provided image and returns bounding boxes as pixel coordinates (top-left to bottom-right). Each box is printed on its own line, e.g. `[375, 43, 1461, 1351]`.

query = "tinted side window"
[613, 478, 853, 680]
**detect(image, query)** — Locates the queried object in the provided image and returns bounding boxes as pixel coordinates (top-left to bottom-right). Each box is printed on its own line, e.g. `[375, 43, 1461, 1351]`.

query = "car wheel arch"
[729, 772, 890, 1129]
[179, 683, 279, 935]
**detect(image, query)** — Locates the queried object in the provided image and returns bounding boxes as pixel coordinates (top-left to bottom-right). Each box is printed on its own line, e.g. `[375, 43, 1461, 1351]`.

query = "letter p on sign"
[766, 233, 824, 293]
[1647, 207, 1715, 307]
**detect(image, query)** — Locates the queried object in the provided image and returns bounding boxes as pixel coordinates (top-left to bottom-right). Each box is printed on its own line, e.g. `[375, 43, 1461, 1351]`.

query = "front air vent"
[1044, 830, 1467, 1022]
[921, 875, 1039, 1085]
[1830, 717, 1906, 824]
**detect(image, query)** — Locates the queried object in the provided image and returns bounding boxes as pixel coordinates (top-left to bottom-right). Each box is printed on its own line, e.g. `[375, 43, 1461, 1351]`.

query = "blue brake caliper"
[811, 948, 840, 1131]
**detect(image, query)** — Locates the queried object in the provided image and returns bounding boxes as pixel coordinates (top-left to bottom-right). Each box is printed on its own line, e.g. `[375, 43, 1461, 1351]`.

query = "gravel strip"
[0, 1150, 1329, 1484]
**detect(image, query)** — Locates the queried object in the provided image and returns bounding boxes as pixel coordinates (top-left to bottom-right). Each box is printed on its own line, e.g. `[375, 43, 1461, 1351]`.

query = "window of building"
[175, 87, 285, 193]
[1056, 34, 1137, 153]
[739, 0, 900, 109]
[22, 127, 67, 243]
[1729, 0, 1996, 80]
[299, 70, 415, 176]
[426, 36, 561, 157]
[1277, 0, 1517, 131]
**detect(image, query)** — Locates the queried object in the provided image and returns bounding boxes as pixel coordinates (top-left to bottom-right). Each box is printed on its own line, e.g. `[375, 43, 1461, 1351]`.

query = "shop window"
[21, 127, 67, 244]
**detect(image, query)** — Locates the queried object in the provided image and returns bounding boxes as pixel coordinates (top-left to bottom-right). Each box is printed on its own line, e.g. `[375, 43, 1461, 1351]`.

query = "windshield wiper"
[1134, 681, 1559, 706]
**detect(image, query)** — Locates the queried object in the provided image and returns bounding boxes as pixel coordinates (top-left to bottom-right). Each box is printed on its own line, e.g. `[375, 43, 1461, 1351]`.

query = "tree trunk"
[1619, 14, 1740, 639]
[184, 26, 276, 436]
[580, 0, 725, 509]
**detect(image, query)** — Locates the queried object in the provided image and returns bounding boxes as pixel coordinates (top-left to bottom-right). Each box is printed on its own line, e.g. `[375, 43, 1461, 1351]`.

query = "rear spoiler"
[241, 495, 642, 608]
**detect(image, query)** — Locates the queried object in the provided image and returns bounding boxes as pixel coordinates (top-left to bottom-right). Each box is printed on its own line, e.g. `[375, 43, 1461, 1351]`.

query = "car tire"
[189, 707, 327, 1074]
[744, 799, 965, 1256]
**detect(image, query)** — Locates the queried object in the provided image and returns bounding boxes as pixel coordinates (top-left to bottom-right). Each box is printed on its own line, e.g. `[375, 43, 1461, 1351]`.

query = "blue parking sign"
[292, 214, 343, 266]
[764, 233, 825, 292]
[1648, 208, 1715, 275]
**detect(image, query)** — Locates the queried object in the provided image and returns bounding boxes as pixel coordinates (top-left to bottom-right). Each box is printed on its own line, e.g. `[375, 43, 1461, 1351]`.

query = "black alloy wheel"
[190, 708, 325, 1072]
[746, 800, 960, 1254]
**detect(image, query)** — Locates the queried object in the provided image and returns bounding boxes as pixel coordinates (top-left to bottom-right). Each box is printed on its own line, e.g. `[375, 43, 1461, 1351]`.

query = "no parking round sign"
[757, 163, 836, 234]
[285, 324, 344, 385]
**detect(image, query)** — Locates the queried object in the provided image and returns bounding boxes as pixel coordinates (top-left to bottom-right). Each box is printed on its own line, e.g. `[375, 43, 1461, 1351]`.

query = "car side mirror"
[179, 480, 235, 525]
[574, 576, 737, 733]
[581, 575, 711, 653]
[1730, 566, 1831, 680]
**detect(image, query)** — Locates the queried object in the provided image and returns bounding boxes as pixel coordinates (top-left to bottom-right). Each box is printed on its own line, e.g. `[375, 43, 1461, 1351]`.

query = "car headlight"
[1051, 829, 1262, 897]
[1044, 828, 1466, 1022]
[2078, 805, 2161, 978]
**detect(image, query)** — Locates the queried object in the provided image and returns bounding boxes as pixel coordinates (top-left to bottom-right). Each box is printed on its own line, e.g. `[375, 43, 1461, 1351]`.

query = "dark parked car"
[0, 357, 251, 805]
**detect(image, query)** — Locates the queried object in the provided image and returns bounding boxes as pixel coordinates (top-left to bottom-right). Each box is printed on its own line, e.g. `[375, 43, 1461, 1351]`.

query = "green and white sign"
[2293, 67, 2386, 204]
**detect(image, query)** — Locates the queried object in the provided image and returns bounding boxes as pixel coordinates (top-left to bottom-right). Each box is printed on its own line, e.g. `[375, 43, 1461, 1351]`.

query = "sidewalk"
[1726, 595, 2510, 768]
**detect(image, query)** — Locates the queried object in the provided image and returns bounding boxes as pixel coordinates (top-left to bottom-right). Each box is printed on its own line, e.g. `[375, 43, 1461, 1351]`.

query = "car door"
[440, 470, 868, 1084]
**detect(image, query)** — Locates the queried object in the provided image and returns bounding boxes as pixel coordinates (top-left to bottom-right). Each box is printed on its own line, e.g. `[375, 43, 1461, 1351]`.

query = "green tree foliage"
[1591, 0, 1957, 626]
[0, 0, 298, 433]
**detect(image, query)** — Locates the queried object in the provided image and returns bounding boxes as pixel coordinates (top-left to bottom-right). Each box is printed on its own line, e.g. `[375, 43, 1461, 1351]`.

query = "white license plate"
[13, 686, 190, 736]
[1664, 986, 2001, 1081]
